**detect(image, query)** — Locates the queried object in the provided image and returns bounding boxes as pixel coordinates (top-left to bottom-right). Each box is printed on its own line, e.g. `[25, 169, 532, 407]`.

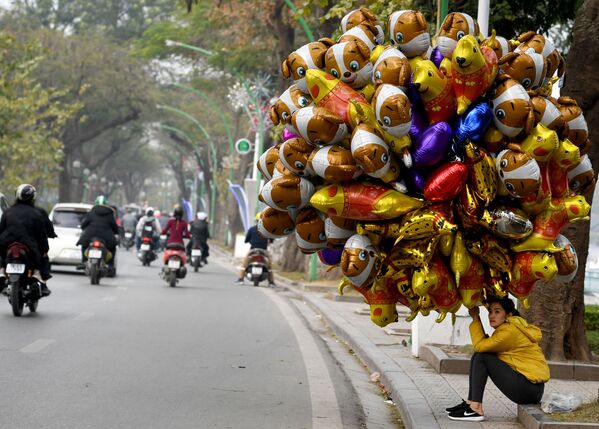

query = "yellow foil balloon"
[464, 142, 497, 205]
[439, 234, 454, 257]
[395, 208, 458, 244]
[450, 232, 485, 308]
[519, 123, 559, 164]
[389, 235, 441, 270]
[466, 234, 513, 276]
[508, 251, 558, 309]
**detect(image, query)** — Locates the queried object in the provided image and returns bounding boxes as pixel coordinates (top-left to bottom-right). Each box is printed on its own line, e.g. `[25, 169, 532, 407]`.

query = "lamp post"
[82, 168, 91, 203]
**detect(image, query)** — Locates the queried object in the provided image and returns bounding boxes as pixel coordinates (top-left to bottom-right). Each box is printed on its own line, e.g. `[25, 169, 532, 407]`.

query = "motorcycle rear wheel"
[10, 281, 23, 317]
[90, 264, 100, 285]
[28, 299, 38, 313]
[169, 271, 177, 287]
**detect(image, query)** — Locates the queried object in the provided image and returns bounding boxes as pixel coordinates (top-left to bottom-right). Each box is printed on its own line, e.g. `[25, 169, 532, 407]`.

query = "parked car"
[48, 203, 92, 268]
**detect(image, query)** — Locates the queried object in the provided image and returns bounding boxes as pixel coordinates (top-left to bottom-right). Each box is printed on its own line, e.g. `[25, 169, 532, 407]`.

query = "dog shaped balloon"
[557, 96, 591, 154]
[291, 106, 348, 146]
[529, 95, 567, 137]
[437, 12, 480, 59]
[508, 251, 558, 308]
[279, 137, 315, 177]
[386, 10, 431, 59]
[325, 39, 374, 94]
[257, 144, 281, 181]
[340, 234, 382, 288]
[294, 208, 327, 254]
[259, 174, 315, 216]
[568, 154, 596, 196]
[372, 84, 412, 163]
[350, 123, 401, 183]
[308, 145, 362, 182]
[496, 148, 541, 199]
[325, 215, 356, 247]
[482, 30, 514, 60]
[412, 60, 456, 123]
[490, 75, 534, 138]
[371, 46, 412, 90]
[515, 32, 565, 86]
[270, 85, 313, 132]
[338, 23, 379, 52]
[499, 51, 548, 91]
[281, 38, 335, 92]
[341, 7, 385, 45]
[258, 207, 295, 239]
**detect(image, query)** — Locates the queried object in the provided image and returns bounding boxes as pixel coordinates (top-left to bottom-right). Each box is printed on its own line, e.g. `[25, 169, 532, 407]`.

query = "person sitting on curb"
[446, 296, 549, 422]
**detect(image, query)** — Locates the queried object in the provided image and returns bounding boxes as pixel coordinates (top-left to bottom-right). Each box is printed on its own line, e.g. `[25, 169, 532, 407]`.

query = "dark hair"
[485, 296, 520, 317]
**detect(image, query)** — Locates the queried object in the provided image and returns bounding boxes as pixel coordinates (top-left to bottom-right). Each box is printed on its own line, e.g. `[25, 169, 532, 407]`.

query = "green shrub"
[587, 330, 599, 355]
[585, 305, 599, 331]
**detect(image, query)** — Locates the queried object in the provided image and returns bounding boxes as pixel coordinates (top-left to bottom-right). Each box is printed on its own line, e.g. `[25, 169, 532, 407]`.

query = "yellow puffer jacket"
[470, 316, 550, 384]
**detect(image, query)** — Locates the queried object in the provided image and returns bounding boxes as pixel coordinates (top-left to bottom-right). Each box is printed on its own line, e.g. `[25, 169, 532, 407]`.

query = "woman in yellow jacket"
[447, 296, 550, 422]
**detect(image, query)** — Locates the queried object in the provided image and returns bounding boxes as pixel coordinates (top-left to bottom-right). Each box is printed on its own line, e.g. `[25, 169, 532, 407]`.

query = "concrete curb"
[273, 275, 440, 429]
[419, 345, 599, 381]
[518, 405, 599, 429]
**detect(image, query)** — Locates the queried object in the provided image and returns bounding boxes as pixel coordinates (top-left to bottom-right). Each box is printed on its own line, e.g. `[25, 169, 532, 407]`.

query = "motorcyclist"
[161, 206, 190, 247]
[121, 208, 138, 235]
[77, 195, 118, 270]
[235, 216, 275, 288]
[187, 211, 210, 265]
[135, 207, 161, 251]
[0, 184, 51, 296]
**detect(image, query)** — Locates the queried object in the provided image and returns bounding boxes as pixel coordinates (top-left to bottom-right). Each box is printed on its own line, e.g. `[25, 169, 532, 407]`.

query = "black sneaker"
[40, 283, 51, 297]
[448, 405, 485, 422]
[445, 400, 468, 414]
[234, 279, 244, 285]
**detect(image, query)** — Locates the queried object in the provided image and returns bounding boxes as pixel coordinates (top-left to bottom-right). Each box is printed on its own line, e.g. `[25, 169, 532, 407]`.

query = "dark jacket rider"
[77, 195, 118, 266]
[0, 184, 51, 296]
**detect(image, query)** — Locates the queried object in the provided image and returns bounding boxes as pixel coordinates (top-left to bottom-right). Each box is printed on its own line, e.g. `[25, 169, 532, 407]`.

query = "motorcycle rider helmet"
[173, 207, 184, 219]
[146, 207, 154, 217]
[197, 212, 207, 221]
[95, 195, 107, 205]
[16, 184, 36, 202]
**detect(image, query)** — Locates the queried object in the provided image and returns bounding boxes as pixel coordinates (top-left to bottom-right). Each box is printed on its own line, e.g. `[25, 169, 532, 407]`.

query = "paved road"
[0, 250, 367, 429]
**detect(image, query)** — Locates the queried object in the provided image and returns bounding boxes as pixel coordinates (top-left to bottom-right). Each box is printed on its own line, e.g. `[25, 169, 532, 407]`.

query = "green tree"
[0, 31, 80, 191]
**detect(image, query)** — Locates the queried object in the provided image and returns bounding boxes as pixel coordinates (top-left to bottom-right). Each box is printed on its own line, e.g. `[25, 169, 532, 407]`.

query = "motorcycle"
[85, 238, 111, 285]
[138, 236, 156, 266]
[160, 243, 187, 287]
[122, 229, 135, 250]
[4, 242, 44, 316]
[245, 248, 270, 287]
[190, 240, 203, 272]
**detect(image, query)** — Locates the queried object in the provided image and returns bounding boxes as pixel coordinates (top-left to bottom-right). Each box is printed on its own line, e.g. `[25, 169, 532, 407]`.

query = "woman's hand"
[469, 306, 480, 320]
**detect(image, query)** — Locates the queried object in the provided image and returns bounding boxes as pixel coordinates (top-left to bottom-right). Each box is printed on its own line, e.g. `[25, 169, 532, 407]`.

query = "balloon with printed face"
[291, 106, 348, 146]
[308, 145, 361, 182]
[412, 256, 461, 323]
[340, 277, 401, 327]
[258, 207, 295, 239]
[340, 234, 382, 288]
[508, 251, 558, 308]
[325, 215, 356, 247]
[412, 60, 456, 124]
[568, 154, 596, 196]
[496, 149, 541, 199]
[424, 162, 469, 202]
[257, 144, 281, 181]
[295, 208, 327, 254]
[351, 124, 401, 183]
[519, 123, 559, 164]
[451, 35, 498, 115]
[279, 137, 315, 177]
[553, 234, 578, 283]
[412, 122, 452, 168]
[259, 175, 315, 216]
[270, 85, 313, 133]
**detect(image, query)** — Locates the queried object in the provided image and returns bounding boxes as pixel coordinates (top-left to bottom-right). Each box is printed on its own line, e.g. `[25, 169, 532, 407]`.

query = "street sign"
[235, 138, 252, 155]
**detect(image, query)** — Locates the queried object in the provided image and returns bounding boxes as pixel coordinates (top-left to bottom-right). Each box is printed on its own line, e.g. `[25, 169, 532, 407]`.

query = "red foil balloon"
[424, 162, 469, 201]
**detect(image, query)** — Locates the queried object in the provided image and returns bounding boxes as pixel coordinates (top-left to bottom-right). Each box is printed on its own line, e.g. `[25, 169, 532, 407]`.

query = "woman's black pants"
[469, 352, 544, 404]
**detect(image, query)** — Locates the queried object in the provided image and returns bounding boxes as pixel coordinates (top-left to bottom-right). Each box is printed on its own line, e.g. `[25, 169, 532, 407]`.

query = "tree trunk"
[522, 0, 599, 361]
[272, 0, 296, 95]
[58, 157, 72, 202]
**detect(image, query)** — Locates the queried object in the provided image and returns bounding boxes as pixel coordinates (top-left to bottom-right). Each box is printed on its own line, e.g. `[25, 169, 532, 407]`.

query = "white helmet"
[197, 212, 208, 221]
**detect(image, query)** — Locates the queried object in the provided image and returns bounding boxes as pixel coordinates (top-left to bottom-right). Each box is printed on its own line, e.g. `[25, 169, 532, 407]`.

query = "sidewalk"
[275, 276, 599, 429]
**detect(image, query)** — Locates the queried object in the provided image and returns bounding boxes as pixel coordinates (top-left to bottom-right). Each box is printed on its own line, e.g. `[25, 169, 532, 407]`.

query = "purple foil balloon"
[409, 103, 429, 142]
[412, 122, 452, 167]
[430, 47, 444, 69]
[283, 128, 300, 141]
[405, 167, 428, 193]
[317, 248, 343, 266]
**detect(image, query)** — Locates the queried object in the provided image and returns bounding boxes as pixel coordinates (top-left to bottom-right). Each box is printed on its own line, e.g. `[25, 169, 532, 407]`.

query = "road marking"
[116, 286, 128, 291]
[74, 312, 94, 321]
[261, 289, 343, 429]
[103, 296, 117, 302]
[20, 339, 54, 353]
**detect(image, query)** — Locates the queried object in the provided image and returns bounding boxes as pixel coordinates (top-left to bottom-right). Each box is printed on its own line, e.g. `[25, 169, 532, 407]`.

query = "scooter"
[138, 236, 156, 266]
[85, 238, 111, 285]
[244, 248, 270, 287]
[160, 243, 187, 287]
[122, 229, 135, 250]
[190, 240, 203, 272]
[4, 242, 45, 316]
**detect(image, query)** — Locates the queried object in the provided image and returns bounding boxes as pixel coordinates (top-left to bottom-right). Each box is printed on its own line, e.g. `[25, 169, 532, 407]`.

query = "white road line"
[20, 339, 54, 354]
[74, 312, 94, 321]
[261, 289, 343, 429]
[116, 286, 128, 291]
[102, 296, 117, 302]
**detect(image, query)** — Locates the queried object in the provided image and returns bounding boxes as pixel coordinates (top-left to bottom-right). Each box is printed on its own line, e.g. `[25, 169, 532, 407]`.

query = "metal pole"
[309, 254, 318, 281]
[477, 0, 490, 38]
[282, 0, 315, 42]
[437, 0, 449, 32]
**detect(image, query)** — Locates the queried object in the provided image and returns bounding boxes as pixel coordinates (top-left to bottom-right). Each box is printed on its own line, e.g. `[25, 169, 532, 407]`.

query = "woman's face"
[488, 302, 510, 328]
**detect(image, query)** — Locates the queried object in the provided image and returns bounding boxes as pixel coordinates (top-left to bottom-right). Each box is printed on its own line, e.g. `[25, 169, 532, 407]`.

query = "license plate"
[144, 226, 153, 232]
[191, 249, 202, 256]
[251, 266, 262, 276]
[88, 249, 102, 259]
[168, 259, 181, 269]
[6, 263, 25, 274]
[140, 244, 150, 251]
[125, 232, 132, 238]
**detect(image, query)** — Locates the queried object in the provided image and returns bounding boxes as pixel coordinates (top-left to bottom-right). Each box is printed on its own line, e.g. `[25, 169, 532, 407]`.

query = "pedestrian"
[446, 296, 549, 422]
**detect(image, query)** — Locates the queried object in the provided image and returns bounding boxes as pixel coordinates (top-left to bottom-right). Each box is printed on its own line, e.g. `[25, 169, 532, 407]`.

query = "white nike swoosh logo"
[464, 411, 479, 416]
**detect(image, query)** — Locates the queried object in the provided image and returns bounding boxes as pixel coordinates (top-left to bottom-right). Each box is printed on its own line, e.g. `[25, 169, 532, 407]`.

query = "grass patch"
[587, 330, 599, 355]
[549, 401, 599, 423]
[277, 271, 307, 282]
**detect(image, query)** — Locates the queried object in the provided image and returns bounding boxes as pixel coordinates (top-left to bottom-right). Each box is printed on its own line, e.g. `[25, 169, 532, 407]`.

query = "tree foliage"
[0, 31, 80, 191]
